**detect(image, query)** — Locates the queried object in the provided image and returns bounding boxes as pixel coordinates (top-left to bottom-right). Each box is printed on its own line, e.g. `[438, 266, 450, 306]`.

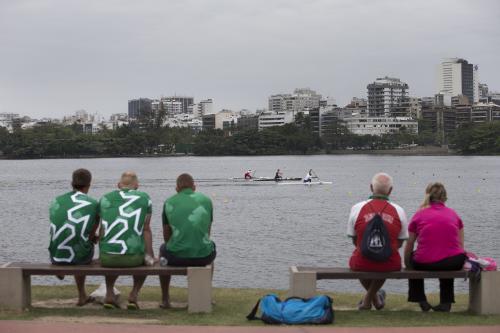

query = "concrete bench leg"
[289, 266, 316, 298]
[0, 266, 31, 310]
[187, 266, 212, 313]
[469, 271, 500, 315]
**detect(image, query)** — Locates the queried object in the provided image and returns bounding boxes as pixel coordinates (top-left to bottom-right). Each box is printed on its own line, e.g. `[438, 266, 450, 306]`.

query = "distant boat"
[230, 177, 302, 182]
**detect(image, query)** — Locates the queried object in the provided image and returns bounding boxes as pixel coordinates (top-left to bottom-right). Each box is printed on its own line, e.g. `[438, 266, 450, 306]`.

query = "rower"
[274, 169, 283, 181]
[303, 169, 313, 183]
[244, 169, 253, 180]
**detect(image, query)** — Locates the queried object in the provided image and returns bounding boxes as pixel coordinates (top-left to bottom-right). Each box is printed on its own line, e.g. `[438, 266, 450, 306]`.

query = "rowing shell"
[230, 177, 302, 182]
[277, 181, 333, 185]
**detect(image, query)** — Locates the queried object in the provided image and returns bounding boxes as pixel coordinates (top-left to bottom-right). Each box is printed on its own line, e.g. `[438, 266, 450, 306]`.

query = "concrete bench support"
[187, 265, 212, 313]
[469, 271, 500, 315]
[289, 266, 316, 298]
[0, 265, 31, 310]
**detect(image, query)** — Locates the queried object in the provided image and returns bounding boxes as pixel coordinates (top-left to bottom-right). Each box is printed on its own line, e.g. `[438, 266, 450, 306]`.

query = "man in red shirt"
[346, 172, 408, 310]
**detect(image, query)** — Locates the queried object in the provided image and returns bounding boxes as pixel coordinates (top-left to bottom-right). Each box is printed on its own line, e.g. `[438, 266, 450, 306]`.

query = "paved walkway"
[1, 321, 500, 333]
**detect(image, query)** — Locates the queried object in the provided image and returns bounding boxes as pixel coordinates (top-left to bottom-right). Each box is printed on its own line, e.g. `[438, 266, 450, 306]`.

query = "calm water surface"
[1, 155, 499, 294]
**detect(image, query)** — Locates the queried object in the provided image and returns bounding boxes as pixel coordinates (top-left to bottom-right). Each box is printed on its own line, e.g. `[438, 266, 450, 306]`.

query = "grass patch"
[0, 285, 499, 326]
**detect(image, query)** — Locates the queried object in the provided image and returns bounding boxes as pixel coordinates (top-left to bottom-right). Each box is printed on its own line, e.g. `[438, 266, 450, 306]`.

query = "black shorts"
[159, 243, 216, 267]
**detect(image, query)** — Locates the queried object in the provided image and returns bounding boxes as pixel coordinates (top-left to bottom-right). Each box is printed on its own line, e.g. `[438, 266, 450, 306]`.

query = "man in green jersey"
[49, 168, 99, 306]
[159, 173, 216, 308]
[99, 171, 154, 309]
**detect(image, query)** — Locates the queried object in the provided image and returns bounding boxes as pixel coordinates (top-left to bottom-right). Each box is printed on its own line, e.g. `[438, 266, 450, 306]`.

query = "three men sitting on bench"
[49, 170, 215, 309]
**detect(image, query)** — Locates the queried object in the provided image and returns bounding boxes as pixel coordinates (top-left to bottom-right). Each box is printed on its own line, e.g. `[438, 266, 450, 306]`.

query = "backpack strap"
[367, 199, 390, 216]
[246, 299, 261, 321]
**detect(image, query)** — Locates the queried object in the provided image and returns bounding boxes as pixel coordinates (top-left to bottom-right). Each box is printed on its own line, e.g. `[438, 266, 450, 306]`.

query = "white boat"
[230, 177, 302, 182]
[278, 181, 333, 186]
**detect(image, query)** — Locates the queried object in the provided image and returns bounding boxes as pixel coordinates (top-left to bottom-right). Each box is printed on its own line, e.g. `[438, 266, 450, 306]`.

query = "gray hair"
[371, 172, 393, 195]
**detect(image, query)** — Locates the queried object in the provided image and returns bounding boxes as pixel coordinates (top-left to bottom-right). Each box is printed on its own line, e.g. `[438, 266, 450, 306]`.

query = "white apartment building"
[202, 110, 238, 130]
[258, 110, 295, 130]
[367, 77, 410, 117]
[160, 99, 183, 115]
[344, 116, 418, 136]
[437, 58, 479, 104]
[192, 99, 214, 118]
[268, 88, 322, 115]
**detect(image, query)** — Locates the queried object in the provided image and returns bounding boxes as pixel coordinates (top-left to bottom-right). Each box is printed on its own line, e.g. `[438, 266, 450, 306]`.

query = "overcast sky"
[1, 0, 499, 118]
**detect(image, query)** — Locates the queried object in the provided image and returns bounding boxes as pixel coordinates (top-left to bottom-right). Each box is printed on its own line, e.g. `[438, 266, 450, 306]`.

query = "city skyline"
[1, 0, 499, 118]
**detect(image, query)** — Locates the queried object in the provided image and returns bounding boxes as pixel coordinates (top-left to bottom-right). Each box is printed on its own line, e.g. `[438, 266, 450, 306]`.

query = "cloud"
[0, 0, 499, 117]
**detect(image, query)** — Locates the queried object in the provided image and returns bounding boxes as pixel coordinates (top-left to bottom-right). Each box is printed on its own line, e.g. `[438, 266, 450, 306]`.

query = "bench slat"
[6, 262, 188, 276]
[296, 267, 469, 280]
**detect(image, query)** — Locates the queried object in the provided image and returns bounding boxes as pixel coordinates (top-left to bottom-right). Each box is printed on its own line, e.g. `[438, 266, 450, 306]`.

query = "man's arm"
[88, 214, 100, 244]
[143, 214, 154, 257]
[404, 232, 417, 269]
[162, 210, 172, 243]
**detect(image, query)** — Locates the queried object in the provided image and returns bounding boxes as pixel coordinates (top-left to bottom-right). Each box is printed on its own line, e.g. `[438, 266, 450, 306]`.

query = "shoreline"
[0, 147, 470, 160]
[2, 147, 500, 160]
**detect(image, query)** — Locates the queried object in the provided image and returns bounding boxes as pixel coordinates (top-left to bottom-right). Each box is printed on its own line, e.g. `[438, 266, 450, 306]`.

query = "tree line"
[0, 116, 498, 158]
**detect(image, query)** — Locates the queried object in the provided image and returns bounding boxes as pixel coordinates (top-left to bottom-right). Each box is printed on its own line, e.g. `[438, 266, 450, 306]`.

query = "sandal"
[103, 301, 121, 309]
[358, 300, 372, 310]
[127, 301, 140, 310]
[76, 296, 95, 307]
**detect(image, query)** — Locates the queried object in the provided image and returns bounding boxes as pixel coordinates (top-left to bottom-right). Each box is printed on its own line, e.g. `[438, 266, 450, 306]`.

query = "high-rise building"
[162, 96, 194, 114]
[478, 83, 489, 101]
[192, 99, 214, 118]
[437, 58, 479, 104]
[367, 77, 409, 117]
[128, 98, 152, 120]
[408, 97, 422, 119]
[268, 88, 322, 114]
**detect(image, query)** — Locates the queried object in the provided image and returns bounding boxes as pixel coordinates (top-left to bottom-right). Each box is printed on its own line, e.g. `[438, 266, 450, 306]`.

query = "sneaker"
[432, 303, 451, 312]
[419, 301, 432, 312]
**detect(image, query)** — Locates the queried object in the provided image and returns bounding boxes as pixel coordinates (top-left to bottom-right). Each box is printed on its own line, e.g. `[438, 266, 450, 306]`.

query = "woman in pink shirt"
[404, 182, 466, 312]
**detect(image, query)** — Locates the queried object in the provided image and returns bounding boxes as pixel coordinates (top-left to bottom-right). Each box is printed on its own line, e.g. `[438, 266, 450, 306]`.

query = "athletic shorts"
[159, 243, 216, 267]
[100, 253, 144, 268]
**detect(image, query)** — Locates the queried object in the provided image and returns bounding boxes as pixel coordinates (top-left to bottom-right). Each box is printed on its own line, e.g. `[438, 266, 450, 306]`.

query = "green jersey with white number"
[49, 191, 99, 264]
[99, 189, 152, 256]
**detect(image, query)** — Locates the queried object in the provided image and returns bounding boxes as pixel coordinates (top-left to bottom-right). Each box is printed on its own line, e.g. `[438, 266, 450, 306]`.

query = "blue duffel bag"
[246, 294, 334, 325]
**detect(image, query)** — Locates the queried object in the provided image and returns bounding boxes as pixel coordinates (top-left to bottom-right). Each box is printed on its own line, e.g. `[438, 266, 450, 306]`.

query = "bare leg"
[159, 275, 171, 308]
[358, 279, 373, 308]
[128, 275, 146, 304]
[104, 275, 119, 305]
[360, 279, 371, 291]
[368, 279, 386, 308]
[74, 275, 88, 305]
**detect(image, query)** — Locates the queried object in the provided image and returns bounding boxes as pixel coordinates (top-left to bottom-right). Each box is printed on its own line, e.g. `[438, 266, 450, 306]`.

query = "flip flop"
[127, 301, 140, 310]
[76, 296, 95, 307]
[103, 301, 121, 309]
[357, 300, 372, 310]
[374, 289, 386, 310]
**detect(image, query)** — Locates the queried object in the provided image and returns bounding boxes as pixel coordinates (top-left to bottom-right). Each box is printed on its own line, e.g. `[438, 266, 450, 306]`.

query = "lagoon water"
[1, 155, 499, 294]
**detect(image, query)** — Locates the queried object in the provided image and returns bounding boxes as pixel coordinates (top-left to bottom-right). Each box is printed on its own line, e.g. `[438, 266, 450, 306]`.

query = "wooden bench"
[289, 266, 500, 315]
[0, 262, 212, 313]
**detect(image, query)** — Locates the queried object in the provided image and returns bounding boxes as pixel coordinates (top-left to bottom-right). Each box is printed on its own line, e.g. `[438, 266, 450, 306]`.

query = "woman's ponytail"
[420, 182, 447, 209]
